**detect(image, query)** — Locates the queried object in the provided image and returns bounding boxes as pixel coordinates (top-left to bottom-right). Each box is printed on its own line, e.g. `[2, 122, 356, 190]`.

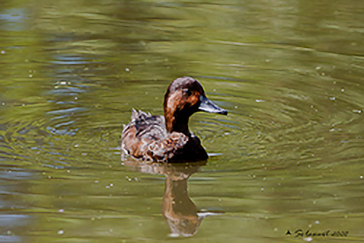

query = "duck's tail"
[131, 108, 150, 121]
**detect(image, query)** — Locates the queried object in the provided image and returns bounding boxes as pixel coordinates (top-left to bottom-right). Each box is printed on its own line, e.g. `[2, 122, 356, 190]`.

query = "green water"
[1, 0, 364, 242]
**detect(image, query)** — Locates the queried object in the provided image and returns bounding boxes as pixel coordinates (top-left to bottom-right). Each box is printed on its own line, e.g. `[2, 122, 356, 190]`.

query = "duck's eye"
[182, 88, 192, 96]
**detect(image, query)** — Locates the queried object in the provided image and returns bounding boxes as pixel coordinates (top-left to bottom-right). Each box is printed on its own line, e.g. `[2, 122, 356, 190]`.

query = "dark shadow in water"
[123, 160, 224, 237]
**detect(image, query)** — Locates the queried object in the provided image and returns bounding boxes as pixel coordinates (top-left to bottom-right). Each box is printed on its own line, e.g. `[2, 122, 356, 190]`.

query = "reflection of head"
[165, 214, 201, 237]
[163, 199, 223, 237]
[123, 160, 224, 237]
[166, 212, 224, 237]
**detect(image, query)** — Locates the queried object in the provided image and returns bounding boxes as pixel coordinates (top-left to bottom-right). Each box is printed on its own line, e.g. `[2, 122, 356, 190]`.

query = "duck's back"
[121, 109, 207, 162]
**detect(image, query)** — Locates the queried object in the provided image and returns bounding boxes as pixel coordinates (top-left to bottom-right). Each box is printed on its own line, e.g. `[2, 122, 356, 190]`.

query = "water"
[1, 0, 364, 242]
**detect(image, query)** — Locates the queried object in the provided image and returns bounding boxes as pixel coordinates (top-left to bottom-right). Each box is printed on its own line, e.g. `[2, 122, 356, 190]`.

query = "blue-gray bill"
[198, 95, 228, 115]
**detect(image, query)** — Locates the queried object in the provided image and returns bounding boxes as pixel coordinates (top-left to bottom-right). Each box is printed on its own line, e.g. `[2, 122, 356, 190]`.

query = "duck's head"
[163, 77, 227, 133]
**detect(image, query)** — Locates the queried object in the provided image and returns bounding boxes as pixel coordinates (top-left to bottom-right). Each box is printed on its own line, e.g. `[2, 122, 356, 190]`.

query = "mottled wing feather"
[135, 115, 166, 140]
[147, 132, 188, 162]
[122, 110, 170, 161]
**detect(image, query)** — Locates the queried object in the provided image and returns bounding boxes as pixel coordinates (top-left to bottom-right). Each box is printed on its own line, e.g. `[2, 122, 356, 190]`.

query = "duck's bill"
[198, 96, 228, 115]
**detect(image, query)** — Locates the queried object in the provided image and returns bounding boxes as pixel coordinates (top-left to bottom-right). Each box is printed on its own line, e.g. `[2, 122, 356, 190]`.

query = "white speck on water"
[60, 81, 66, 85]
[329, 97, 335, 100]
[265, 59, 270, 62]
[341, 88, 345, 92]
[213, 89, 216, 92]
[125, 68, 130, 72]
[74, 144, 79, 148]
[235, 106, 238, 108]
[109, 183, 113, 187]
[304, 237, 313, 242]
[315, 66, 321, 70]
[1, 50, 5, 54]
[255, 99, 264, 102]
[2, 103, 5, 105]
[58, 230, 64, 235]
[353, 109, 362, 114]
[315, 220, 319, 224]
[75, 97, 78, 100]
[109, 229, 113, 233]
[95, 180, 99, 183]
[261, 187, 264, 191]
[29, 74, 33, 78]
[360, 175, 363, 179]
[59, 209, 64, 213]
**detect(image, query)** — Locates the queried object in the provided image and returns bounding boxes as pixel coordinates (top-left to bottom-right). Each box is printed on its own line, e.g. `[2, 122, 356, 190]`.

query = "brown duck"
[121, 77, 227, 162]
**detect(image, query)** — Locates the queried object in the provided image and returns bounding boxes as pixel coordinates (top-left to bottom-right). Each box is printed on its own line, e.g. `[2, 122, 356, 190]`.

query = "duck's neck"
[164, 113, 191, 136]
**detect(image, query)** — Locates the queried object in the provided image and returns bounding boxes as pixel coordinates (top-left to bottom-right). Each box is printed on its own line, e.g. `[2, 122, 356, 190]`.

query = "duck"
[121, 77, 227, 162]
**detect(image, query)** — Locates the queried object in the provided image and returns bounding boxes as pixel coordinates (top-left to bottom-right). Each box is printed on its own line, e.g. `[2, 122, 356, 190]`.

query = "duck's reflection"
[123, 160, 224, 237]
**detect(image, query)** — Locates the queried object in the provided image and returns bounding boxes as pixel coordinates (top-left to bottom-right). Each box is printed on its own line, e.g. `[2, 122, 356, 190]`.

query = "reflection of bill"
[123, 160, 224, 237]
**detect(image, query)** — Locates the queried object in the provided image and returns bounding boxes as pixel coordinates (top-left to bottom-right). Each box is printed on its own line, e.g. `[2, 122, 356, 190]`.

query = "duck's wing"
[122, 109, 166, 140]
[147, 132, 188, 162]
[121, 109, 168, 160]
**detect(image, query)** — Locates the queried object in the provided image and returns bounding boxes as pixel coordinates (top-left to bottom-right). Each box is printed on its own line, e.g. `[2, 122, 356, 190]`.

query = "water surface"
[1, 0, 364, 242]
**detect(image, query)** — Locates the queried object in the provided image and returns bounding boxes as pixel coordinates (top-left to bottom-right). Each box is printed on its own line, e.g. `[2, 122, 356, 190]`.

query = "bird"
[121, 77, 227, 162]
